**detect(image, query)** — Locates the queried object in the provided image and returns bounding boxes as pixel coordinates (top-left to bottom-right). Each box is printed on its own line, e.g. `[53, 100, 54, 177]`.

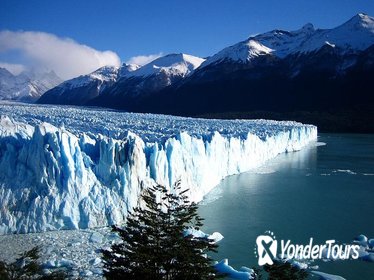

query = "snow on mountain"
[37, 63, 141, 105]
[38, 14, 374, 109]
[58, 65, 120, 90]
[0, 68, 62, 102]
[39, 53, 204, 105]
[0, 103, 317, 234]
[0, 68, 14, 81]
[99, 53, 206, 98]
[202, 13, 374, 67]
[299, 13, 374, 53]
[38, 53, 205, 106]
[253, 23, 316, 58]
[131, 53, 205, 77]
[42, 63, 141, 93]
[201, 40, 273, 67]
[119, 63, 140, 76]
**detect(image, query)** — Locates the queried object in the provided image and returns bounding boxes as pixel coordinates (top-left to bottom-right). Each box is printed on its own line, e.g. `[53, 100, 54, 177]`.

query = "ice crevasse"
[0, 109, 317, 234]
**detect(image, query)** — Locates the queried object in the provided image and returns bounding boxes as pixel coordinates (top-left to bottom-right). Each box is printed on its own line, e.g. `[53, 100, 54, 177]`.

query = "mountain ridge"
[37, 13, 374, 132]
[0, 68, 62, 102]
[38, 53, 205, 105]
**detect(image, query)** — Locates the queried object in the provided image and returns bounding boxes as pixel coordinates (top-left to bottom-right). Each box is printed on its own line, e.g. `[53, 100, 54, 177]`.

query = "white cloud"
[0, 30, 121, 80]
[0, 62, 26, 75]
[126, 53, 163, 66]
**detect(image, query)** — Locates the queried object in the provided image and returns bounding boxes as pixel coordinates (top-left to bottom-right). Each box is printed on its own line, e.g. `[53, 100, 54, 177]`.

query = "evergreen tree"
[102, 183, 222, 280]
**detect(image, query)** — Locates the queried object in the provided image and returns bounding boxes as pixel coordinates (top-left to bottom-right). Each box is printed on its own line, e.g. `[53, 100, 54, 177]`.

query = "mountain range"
[0, 68, 62, 102]
[37, 53, 205, 106]
[35, 13, 374, 132]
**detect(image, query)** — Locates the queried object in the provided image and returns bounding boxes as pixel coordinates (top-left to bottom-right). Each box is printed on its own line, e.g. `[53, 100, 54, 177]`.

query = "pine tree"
[102, 183, 222, 279]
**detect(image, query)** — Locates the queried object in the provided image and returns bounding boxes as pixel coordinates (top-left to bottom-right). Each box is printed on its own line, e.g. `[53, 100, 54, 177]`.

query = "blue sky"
[1, 0, 374, 78]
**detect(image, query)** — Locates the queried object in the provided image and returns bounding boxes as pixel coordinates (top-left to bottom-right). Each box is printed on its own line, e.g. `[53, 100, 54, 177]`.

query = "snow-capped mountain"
[132, 53, 205, 77]
[202, 13, 374, 67]
[119, 63, 140, 76]
[38, 53, 204, 106]
[93, 53, 205, 102]
[37, 64, 135, 105]
[37, 14, 374, 132]
[133, 13, 374, 132]
[82, 54, 205, 110]
[0, 68, 62, 102]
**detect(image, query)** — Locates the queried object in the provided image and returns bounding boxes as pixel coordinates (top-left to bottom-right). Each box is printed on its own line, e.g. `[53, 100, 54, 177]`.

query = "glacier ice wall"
[0, 107, 317, 234]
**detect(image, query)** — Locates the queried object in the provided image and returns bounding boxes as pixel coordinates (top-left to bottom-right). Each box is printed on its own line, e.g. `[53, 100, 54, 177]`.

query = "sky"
[0, 0, 374, 79]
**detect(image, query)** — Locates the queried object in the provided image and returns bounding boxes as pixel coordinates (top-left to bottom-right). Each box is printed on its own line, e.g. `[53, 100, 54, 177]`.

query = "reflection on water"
[198, 134, 374, 279]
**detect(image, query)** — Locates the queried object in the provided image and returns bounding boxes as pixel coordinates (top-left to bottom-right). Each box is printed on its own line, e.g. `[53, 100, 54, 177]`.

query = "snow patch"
[214, 259, 255, 279]
[184, 228, 224, 243]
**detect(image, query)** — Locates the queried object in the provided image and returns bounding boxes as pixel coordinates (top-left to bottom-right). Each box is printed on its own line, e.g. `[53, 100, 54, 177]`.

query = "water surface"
[199, 134, 374, 279]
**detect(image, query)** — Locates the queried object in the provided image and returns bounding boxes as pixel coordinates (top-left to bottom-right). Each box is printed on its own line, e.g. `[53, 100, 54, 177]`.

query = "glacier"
[0, 103, 317, 234]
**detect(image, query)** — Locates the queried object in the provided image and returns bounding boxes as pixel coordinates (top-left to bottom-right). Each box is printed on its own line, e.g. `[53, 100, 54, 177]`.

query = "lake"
[199, 133, 374, 279]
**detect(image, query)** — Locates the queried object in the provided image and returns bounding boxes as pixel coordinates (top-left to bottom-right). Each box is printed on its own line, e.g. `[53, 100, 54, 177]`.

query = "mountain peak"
[89, 65, 119, 81]
[131, 53, 205, 77]
[0, 67, 14, 78]
[356, 13, 370, 20]
[93, 65, 118, 74]
[301, 23, 315, 32]
[201, 39, 273, 68]
[147, 53, 204, 68]
[119, 63, 140, 77]
[354, 12, 373, 21]
[53, 65, 118, 91]
[342, 13, 374, 30]
[0, 68, 62, 102]
[204, 13, 374, 66]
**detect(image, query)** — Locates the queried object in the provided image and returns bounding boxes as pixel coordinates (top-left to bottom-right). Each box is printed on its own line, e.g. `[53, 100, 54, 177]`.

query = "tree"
[102, 183, 222, 279]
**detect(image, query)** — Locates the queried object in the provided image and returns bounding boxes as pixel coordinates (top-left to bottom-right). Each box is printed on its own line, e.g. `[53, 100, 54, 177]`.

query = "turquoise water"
[198, 134, 374, 279]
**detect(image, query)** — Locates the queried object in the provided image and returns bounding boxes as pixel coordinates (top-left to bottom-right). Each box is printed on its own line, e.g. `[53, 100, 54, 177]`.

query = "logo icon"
[255, 231, 277, 266]
[254, 231, 361, 266]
